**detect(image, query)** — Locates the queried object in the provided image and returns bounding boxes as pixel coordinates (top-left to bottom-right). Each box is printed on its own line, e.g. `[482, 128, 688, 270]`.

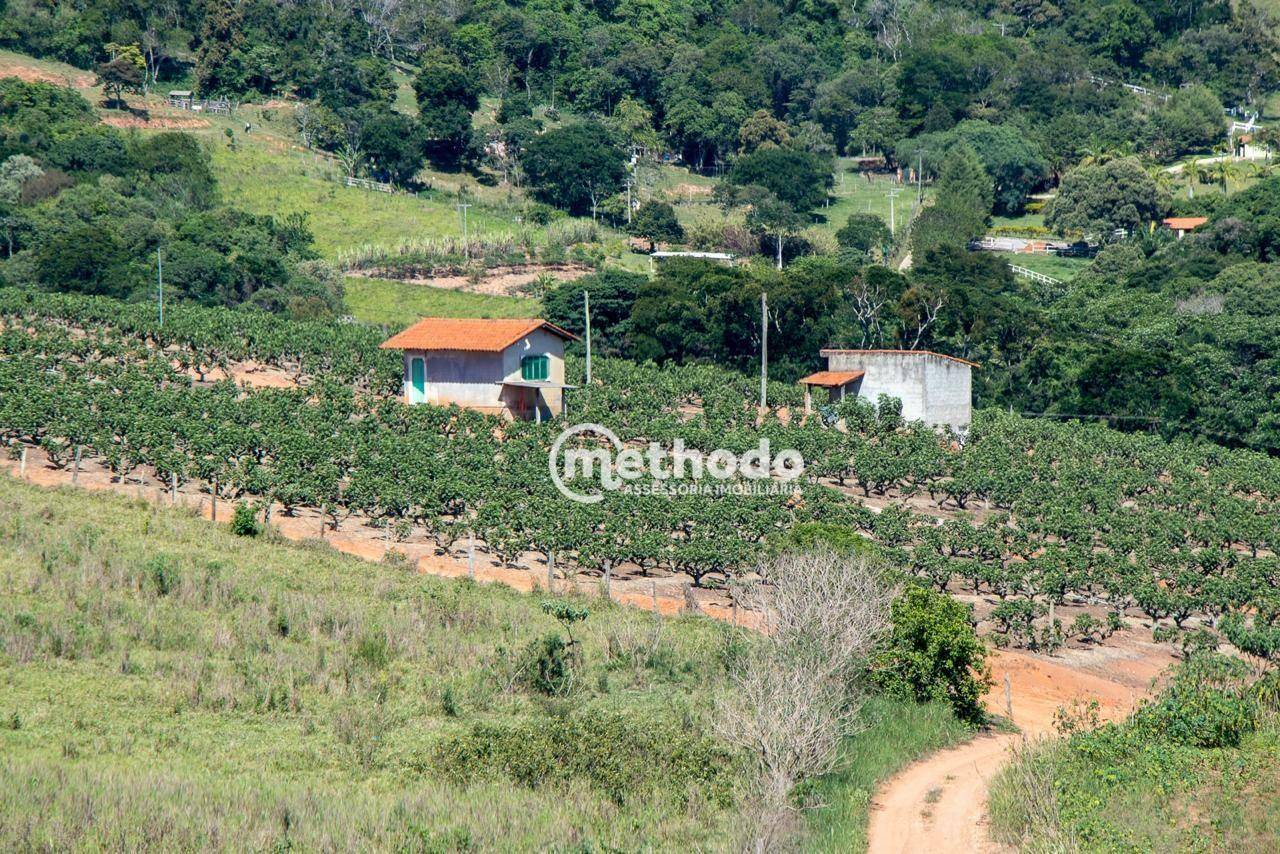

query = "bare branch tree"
[716, 549, 896, 849]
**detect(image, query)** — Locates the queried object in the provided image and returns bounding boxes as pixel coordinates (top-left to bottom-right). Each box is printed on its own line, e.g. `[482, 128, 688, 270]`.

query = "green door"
[410, 357, 426, 402]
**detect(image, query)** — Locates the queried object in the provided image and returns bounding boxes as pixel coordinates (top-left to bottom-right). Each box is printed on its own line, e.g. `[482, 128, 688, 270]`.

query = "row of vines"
[2, 288, 1279, 662]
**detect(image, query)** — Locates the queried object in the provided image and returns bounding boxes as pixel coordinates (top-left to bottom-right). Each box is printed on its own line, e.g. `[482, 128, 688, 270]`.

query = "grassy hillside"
[989, 657, 1280, 851]
[0, 475, 974, 850]
[344, 275, 541, 325]
[0, 476, 744, 850]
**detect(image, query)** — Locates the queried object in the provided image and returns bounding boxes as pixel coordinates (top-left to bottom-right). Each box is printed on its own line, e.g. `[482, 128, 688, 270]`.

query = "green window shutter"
[522, 355, 549, 381]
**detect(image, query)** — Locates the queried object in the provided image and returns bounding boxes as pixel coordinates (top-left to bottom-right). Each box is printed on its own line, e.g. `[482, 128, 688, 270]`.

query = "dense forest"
[3, 0, 1275, 175]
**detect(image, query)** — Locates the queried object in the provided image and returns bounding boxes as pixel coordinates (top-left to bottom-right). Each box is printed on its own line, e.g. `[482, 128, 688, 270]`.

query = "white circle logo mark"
[549, 423, 625, 504]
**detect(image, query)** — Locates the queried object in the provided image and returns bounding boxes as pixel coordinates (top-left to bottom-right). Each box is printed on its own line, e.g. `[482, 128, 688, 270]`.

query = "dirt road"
[866, 644, 1172, 854]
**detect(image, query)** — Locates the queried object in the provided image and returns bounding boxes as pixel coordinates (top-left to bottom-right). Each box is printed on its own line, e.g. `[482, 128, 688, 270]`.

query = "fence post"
[211, 479, 218, 522]
[603, 564, 612, 601]
[72, 446, 81, 486]
[651, 580, 659, 615]
[683, 583, 698, 614]
[19, 446, 26, 480]
[547, 551, 555, 592]
[318, 508, 325, 539]
[468, 531, 476, 579]
[170, 472, 177, 505]
[1004, 673, 1013, 720]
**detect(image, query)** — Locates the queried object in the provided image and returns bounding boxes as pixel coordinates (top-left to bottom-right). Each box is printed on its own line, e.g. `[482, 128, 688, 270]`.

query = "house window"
[521, 354, 549, 382]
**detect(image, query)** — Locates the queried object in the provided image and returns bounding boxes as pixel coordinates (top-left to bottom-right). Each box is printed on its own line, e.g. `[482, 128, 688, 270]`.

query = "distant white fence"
[343, 176, 396, 194]
[1009, 265, 1063, 286]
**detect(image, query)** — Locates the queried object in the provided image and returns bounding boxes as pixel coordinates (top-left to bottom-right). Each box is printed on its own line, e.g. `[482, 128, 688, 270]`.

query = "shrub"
[871, 585, 989, 723]
[432, 708, 735, 806]
[230, 503, 261, 537]
[520, 633, 575, 696]
[145, 554, 180, 597]
[1128, 653, 1257, 749]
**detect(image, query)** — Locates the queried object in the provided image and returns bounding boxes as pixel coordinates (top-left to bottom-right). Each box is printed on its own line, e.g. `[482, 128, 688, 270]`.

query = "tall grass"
[0, 478, 741, 850]
[336, 221, 603, 273]
[802, 696, 973, 851]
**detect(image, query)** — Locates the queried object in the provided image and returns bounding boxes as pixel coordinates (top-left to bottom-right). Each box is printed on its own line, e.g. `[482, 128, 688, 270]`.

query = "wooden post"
[584, 290, 592, 388]
[732, 594, 739, 628]
[651, 580, 659, 615]
[384, 522, 391, 557]
[603, 563, 612, 601]
[468, 531, 476, 579]
[318, 509, 325, 539]
[1004, 673, 1013, 720]
[760, 292, 768, 410]
[72, 446, 81, 486]
[1048, 600, 1056, 651]
[211, 480, 218, 522]
[170, 472, 177, 505]
[547, 551, 555, 592]
[19, 446, 26, 480]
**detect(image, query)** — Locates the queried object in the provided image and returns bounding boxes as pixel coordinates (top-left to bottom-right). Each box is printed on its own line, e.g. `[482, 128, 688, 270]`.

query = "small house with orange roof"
[800, 349, 976, 431]
[1162, 216, 1208, 239]
[380, 318, 579, 421]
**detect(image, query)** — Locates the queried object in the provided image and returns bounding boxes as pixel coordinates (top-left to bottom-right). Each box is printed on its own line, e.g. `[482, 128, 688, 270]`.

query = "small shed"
[380, 318, 579, 421]
[168, 90, 193, 109]
[806, 349, 977, 431]
[798, 370, 865, 413]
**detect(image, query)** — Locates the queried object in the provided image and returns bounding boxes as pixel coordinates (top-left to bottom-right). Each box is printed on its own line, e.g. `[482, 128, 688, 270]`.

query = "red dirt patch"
[101, 114, 211, 130]
[0, 64, 95, 88]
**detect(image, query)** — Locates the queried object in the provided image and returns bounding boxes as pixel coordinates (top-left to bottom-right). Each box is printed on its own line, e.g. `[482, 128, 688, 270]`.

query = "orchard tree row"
[4, 311, 1280, 663]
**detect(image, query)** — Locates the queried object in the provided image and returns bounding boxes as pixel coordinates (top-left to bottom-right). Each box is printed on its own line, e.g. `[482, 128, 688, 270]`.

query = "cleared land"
[344, 275, 542, 326]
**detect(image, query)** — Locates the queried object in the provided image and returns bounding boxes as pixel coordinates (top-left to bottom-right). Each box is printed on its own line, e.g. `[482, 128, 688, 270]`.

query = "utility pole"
[157, 248, 164, 327]
[916, 148, 924, 209]
[625, 176, 633, 223]
[456, 201, 472, 259]
[759, 291, 768, 410]
[583, 289, 592, 387]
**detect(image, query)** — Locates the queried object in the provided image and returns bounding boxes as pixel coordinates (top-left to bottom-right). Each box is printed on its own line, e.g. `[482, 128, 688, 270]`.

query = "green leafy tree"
[1045, 156, 1165, 237]
[872, 585, 990, 723]
[96, 43, 144, 107]
[414, 49, 479, 170]
[726, 146, 832, 213]
[524, 123, 625, 217]
[628, 200, 684, 249]
[836, 213, 892, 253]
[746, 192, 805, 269]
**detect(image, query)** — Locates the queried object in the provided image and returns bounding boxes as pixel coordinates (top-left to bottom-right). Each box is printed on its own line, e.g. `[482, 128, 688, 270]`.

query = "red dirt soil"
[866, 642, 1174, 854]
[101, 114, 211, 130]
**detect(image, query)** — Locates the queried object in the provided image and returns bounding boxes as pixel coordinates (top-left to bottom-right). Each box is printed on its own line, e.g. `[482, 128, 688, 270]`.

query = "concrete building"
[380, 318, 578, 421]
[800, 349, 976, 431]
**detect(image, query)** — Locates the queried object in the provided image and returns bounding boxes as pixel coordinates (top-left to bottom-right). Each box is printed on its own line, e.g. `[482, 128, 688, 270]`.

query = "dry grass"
[0, 476, 743, 850]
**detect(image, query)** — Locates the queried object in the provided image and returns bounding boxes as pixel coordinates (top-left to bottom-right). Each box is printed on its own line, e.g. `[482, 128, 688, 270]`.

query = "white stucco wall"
[821, 350, 972, 431]
[399, 329, 567, 418]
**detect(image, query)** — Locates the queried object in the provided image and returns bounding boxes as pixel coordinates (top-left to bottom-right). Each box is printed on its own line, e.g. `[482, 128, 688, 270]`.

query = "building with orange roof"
[1162, 216, 1208, 238]
[802, 349, 976, 430]
[380, 318, 579, 421]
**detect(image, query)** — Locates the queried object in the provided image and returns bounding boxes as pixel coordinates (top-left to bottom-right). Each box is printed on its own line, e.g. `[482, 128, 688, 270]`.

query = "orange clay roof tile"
[798, 370, 865, 387]
[380, 318, 579, 352]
